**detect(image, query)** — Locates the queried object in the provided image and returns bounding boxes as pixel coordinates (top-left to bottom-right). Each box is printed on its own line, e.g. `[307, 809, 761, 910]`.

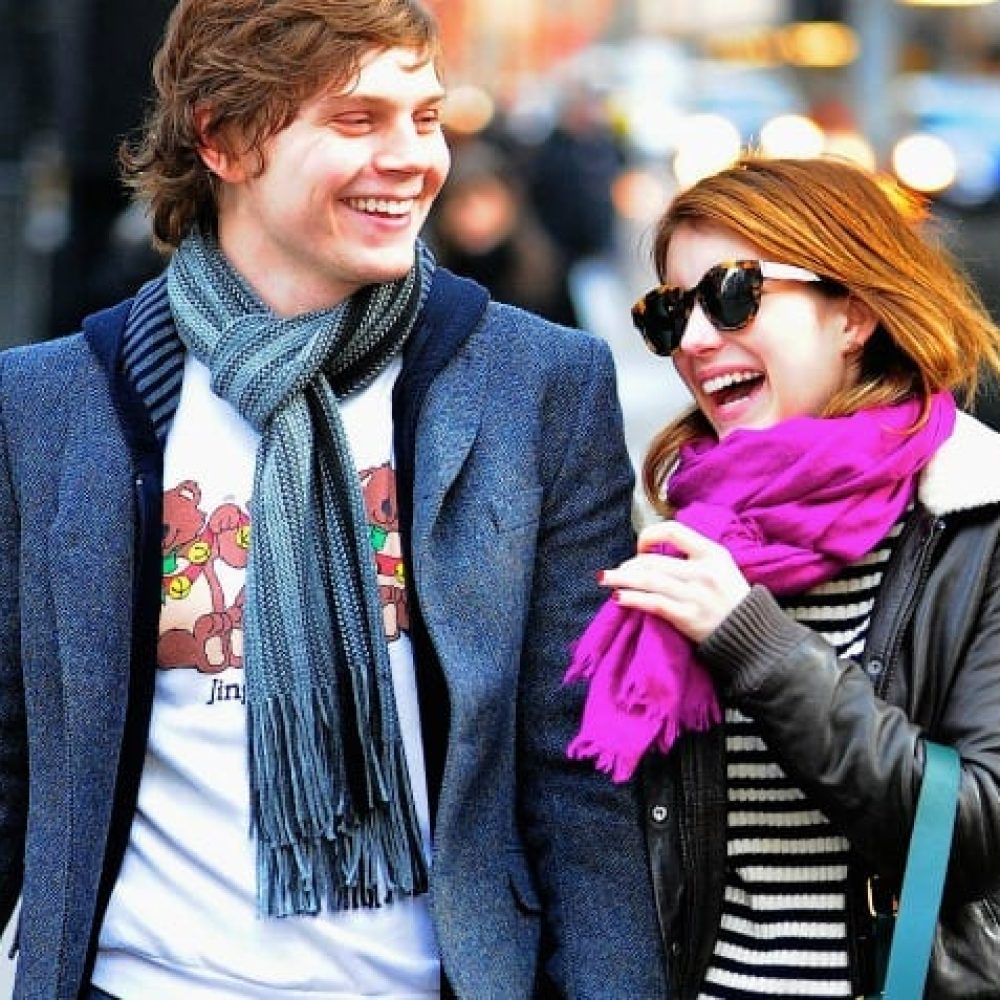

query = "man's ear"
[194, 105, 246, 184]
[842, 295, 878, 355]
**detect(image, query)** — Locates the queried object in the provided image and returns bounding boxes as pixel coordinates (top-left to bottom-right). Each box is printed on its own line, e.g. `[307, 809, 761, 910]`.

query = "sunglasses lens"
[700, 264, 762, 331]
[633, 262, 766, 357]
[633, 288, 689, 356]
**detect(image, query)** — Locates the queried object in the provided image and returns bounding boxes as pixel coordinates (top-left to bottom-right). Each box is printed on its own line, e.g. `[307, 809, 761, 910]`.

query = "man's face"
[210, 47, 449, 316]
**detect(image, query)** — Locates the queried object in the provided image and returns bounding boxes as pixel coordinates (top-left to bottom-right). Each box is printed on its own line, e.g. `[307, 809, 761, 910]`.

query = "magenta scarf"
[565, 393, 957, 782]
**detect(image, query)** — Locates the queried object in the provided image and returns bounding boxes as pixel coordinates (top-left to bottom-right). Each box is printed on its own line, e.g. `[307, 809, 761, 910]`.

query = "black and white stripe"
[699, 518, 906, 999]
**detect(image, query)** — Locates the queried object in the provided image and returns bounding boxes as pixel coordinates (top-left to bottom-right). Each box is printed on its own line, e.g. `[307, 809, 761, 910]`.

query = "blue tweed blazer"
[0, 270, 667, 998]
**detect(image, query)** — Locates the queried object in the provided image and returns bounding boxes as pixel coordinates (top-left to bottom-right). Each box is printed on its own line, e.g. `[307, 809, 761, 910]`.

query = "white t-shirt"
[93, 355, 438, 999]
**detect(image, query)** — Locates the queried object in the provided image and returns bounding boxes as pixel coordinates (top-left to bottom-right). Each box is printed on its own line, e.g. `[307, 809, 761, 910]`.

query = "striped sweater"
[699, 516, 907, 999]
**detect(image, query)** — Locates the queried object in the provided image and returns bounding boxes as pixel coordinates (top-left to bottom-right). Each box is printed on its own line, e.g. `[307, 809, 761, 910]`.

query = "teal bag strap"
[880, 741, 961, 1000]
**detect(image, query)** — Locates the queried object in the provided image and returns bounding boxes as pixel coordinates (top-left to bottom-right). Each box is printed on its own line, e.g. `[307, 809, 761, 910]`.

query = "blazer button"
[650, 804, 668, 824]
[866, 658, 884, 679]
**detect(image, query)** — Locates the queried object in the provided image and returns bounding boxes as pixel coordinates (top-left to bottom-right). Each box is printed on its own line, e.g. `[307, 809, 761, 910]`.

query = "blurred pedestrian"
[567, 155, 1000, 998]
[526, 82, 623, 269]
[0, 0, 665, 997]
[427, 138, 578, 326]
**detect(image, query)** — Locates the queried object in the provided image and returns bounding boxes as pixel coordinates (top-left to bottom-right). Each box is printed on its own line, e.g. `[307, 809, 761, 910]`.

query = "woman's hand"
[598, 521, 751, 643]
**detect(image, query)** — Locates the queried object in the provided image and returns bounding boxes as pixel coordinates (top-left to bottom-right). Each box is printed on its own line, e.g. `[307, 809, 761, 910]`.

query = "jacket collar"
[82, 278, 171, 468]
[87, 267, 487, 464]
[920, 409, 1000, 516]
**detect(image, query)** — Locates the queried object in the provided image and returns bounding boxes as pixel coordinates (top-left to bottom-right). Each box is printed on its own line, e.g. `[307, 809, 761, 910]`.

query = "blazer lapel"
[410, 338, 488, 559]
[49, 398, 136, 809]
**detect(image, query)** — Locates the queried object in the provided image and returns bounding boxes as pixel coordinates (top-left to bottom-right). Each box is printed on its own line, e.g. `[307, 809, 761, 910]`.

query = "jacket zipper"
[676, 752, 696, 994]
[876, 516, 946, 700]
[133, 473, 147, 591]
[849, 513, 946, 993]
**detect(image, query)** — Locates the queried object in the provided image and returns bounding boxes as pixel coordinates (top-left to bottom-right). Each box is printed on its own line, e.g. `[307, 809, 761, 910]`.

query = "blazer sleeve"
[516, 335, 668, 997]
[0, 355, 27, 932]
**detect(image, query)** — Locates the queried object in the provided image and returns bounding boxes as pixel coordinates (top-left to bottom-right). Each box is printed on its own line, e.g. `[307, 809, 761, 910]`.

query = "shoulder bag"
[867, 741, 961, 999]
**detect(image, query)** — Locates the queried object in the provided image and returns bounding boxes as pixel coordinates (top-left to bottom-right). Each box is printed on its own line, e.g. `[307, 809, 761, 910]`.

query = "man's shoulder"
[427, 264, 594, 347]
[478, 299, 609, 363]
[0, 291, 137, 404]
[0, 329, 91, 382]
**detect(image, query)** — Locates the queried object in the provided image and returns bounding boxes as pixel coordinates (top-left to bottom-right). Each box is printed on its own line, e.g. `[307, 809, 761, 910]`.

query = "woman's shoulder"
[920, 409, 1000, 516]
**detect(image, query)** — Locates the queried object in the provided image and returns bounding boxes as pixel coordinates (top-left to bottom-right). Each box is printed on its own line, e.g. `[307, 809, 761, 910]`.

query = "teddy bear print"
[360, 462, 408, 642]
[157, 465, 407, 670]
[158, 480, 249, 673]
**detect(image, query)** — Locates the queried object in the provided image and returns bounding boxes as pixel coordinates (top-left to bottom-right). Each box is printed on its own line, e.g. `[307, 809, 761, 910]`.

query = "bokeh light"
[441, 84, 496, 136]
[611, 168, 670, 223]
[774, 22, 859, 68]
[892, 133, 959, 193]
[672, 114, 742, 190]
[760, 114, 826, 159]
[823, 131, 878, 171]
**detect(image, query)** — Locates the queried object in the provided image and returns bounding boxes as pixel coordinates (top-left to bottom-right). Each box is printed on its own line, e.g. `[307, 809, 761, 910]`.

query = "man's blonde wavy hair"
[120, 0, 440, 250]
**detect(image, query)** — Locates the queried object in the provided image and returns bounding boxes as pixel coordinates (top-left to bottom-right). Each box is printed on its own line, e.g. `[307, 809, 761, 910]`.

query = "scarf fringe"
[249, 689, 427, 917]
[567, 728, 663, 784]
[568, 685, 721, 783]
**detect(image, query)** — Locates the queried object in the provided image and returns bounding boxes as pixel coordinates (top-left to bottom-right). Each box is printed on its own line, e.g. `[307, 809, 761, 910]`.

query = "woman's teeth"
[701, 370, 761, 396]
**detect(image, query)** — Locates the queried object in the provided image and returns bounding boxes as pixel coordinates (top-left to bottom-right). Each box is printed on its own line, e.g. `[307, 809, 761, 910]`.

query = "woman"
[566, 156, 1000, 998]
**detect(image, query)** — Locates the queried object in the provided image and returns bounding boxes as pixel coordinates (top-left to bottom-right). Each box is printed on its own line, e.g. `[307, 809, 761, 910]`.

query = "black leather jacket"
[643, 413, 1000, 999]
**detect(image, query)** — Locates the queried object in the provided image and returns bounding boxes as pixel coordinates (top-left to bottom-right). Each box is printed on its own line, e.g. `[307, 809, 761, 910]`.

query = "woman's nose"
[677, 301, 724, 355]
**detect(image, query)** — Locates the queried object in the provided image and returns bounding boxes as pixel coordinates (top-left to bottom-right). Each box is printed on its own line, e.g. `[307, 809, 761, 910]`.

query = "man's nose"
[374, 121, 431, 172]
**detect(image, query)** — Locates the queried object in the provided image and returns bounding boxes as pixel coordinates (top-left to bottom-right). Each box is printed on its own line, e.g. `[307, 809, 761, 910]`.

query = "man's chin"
[353, 249, 420, 285]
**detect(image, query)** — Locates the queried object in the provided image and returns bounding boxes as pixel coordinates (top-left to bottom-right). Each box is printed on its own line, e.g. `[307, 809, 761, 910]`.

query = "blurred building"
[4, 0, 1000, 349]
[0, 0, 172, 347]
[0, 0, 50, 348]
[431, 0, 618, 96]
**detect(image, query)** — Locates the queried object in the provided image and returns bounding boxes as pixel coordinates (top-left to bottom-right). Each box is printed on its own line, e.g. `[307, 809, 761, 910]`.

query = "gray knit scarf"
[166, 231, 433, 917]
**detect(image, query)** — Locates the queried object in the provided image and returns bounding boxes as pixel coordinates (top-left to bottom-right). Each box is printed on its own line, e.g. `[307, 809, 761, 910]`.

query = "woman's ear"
[194, 105, 246, 184]
[842, 295, 878, 355]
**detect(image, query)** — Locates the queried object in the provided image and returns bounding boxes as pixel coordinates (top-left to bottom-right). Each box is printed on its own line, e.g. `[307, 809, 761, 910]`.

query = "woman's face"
[665, 223, 869, 439]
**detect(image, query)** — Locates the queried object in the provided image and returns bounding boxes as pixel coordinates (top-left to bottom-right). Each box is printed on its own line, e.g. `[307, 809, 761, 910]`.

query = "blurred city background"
[2, 0, 1000, 989]
[3, 1, 1000, 478]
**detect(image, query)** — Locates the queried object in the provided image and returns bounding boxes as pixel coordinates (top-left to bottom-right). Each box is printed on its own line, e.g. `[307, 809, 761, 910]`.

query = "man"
[0, 1, 666, 997]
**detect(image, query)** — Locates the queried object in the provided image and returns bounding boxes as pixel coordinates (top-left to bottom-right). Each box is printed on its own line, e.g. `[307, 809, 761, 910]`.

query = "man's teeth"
[348, 197, 412, 215]
[702, 371, 760, 395]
